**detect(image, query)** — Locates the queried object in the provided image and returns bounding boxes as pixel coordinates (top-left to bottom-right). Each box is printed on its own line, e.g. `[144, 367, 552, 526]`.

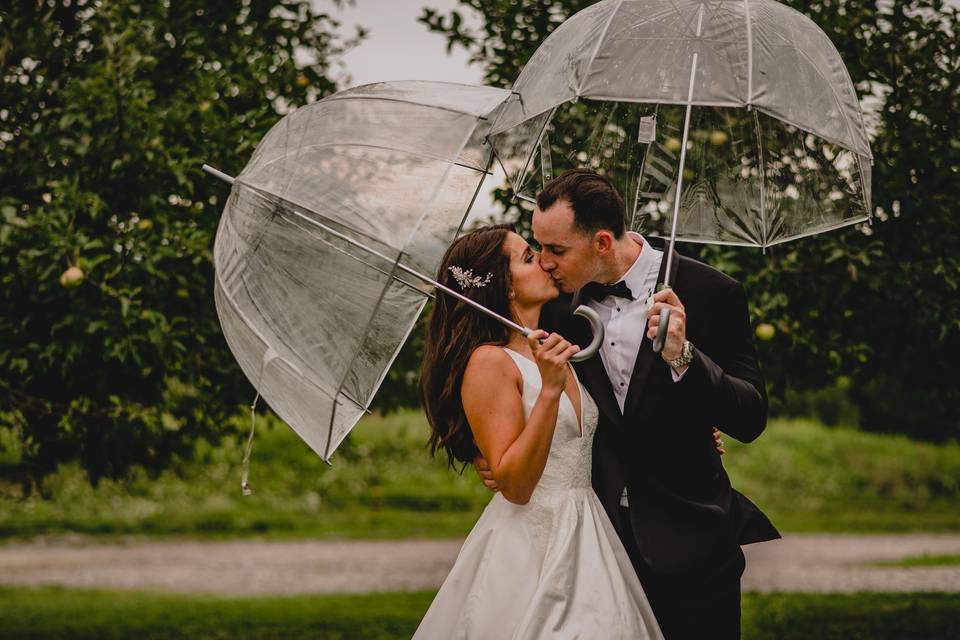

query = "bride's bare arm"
[461, 332, 579, 505]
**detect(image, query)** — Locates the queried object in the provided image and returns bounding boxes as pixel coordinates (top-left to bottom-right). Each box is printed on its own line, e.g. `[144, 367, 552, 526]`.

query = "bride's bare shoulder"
[464, 345, 519, 382]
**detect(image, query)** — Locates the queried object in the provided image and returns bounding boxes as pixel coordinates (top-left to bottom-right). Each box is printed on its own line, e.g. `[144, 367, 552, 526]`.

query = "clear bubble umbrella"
[487, 0, 873, 350]
[203, 80, 602, 486]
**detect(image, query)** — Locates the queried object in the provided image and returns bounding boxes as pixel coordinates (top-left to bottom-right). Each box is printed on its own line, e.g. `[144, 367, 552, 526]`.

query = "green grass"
[723, 418, 960, 533]
[0, 588, 957, 640]
[868, 554, 960, 568]
[0, 587, 434, 640]
[0, 410, 490, 541]
[2, 411, 959, 539]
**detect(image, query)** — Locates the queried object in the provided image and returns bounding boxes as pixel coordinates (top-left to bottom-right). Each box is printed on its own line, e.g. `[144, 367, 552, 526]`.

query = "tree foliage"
[421, 0, 960, 440]
[0, 0, 361, 489]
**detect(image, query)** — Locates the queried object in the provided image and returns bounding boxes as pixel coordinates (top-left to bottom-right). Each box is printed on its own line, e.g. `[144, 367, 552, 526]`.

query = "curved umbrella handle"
[570, 305, 604, 363]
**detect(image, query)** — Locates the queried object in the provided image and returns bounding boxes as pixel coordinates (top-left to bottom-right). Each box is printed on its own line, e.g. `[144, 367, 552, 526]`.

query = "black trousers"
[618, 506, 745, 640]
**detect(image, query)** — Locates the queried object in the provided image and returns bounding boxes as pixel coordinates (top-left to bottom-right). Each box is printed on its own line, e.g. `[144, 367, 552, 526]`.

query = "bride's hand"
[527, 330, 580, 392]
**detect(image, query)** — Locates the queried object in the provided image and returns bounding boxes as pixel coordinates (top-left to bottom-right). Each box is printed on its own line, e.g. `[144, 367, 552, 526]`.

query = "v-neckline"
[503, 347, 584, 438]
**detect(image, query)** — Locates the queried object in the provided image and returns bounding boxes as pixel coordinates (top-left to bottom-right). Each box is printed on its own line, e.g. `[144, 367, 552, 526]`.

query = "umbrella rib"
[325, 258, 403, 460]
[743, 0, 754, 104]
[753, 110, 768, 247]
[761, 215, 870, 249]
[504, 106, 557, 200]
[453, 147, 499, 242]
[579, 96, 744, 108]
[648, 233, 760, 248]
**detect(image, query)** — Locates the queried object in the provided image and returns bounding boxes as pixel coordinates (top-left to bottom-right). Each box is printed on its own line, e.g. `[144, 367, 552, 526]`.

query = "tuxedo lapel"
[624, 236, 681, 417]
[575, 352, 623, 427]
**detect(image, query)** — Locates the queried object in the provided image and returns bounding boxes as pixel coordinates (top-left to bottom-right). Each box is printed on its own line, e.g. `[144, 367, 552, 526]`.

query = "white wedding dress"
[413, 347, 663, 640]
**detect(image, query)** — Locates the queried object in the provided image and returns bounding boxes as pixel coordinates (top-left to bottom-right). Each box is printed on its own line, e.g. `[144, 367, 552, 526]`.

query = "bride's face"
[503, 232, 559, 306]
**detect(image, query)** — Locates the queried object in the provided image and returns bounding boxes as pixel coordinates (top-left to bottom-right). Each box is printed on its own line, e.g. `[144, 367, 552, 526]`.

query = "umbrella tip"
[202, 164, 236, 185]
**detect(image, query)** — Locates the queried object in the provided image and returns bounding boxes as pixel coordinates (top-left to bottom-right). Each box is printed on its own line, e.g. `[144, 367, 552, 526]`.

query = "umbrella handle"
[653, 308, 670, 354]
[570, 305, 604, 363]
[521, 305, 604, 363]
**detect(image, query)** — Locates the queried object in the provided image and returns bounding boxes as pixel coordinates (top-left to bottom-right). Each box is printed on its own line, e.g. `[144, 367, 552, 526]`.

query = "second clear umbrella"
[488, 0, 873, 350]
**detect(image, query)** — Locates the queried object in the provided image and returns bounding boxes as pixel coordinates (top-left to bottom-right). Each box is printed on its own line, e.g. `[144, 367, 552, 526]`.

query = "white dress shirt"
[583, 232, 686, 507]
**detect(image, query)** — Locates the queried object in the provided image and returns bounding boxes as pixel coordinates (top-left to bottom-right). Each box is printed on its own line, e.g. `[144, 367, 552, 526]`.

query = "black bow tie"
[581, 280, 634, 302]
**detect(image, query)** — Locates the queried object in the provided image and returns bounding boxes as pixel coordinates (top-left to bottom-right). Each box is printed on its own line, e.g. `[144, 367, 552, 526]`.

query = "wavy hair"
[419, 224, 514, 468]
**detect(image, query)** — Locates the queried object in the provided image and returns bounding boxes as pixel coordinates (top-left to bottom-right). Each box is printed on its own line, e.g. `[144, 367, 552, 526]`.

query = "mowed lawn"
[0, 587, 957, 640]
[2, 410, 959, 539]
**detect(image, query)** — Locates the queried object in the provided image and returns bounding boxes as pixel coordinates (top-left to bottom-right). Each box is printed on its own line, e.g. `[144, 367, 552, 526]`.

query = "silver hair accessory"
[448, 266, 493, 290]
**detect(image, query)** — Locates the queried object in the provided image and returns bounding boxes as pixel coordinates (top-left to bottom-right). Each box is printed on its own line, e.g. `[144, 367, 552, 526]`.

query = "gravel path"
[1, 534, 959, 596]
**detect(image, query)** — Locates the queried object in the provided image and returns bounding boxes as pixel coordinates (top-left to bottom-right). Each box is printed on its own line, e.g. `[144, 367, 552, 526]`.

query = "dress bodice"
[502, 348, 599, 493]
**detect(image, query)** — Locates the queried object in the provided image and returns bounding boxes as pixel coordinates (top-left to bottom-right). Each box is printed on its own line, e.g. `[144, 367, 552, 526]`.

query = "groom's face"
[532, 199, 599, 293]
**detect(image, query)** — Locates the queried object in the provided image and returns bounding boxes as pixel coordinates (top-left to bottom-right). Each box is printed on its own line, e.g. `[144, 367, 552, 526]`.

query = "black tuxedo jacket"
[545, 236, 780, 576]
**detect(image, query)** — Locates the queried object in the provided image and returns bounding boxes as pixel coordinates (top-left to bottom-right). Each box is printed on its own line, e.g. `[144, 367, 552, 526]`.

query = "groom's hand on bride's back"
[713, 428, 726, 455]
[474, 453, 500, 492]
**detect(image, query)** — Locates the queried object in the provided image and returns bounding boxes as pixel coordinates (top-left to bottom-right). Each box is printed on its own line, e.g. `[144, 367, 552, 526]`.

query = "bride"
[415, 224, 663, 639]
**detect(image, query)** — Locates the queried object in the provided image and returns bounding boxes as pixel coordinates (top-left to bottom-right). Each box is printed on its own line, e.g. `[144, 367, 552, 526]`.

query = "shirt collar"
[614, 232, 661, 297]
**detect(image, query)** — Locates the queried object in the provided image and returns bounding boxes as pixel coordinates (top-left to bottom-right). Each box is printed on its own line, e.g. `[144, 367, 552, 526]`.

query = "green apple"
[755, 322, 775, 341]
[60, 266, 84, 287]
[709, 130, 729, 145]
[664, 137, 682, 152]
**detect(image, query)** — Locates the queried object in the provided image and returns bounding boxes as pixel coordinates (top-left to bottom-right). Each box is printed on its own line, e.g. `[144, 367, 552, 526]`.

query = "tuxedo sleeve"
[676, 280, 767, 442]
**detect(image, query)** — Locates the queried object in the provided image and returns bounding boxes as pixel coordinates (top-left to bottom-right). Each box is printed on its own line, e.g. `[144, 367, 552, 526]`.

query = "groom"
[478, 168, 779, 639]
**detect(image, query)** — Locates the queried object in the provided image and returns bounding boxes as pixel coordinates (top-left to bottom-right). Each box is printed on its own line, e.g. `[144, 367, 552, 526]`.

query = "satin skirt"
[413, 487, 664, 640]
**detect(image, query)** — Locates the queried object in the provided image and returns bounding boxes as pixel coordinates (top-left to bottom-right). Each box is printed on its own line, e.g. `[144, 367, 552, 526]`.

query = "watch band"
[668, 340, 694, 369]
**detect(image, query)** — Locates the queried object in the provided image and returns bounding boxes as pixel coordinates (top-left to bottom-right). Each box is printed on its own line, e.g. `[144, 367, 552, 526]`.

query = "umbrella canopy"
[488, 0, 873, 249]
[213, 81, 515, 462]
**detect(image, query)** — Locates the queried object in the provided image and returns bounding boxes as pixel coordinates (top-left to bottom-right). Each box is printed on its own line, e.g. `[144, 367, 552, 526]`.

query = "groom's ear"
[593, 230, 615, 255]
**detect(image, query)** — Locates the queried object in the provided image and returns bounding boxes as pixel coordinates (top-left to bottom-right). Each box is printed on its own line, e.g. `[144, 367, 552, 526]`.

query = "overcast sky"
[330, 0, 485, 88]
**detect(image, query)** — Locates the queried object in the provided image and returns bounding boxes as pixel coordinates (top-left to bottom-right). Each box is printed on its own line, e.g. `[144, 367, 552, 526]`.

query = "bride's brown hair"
[420, 224, 515, 468]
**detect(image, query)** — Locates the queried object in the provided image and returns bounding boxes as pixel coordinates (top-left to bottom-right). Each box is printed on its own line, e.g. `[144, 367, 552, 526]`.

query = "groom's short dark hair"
[536, 168, 626, 239]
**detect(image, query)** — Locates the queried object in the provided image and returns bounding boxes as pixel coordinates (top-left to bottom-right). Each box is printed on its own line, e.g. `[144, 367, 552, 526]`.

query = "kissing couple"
[414, 169, 780, 640]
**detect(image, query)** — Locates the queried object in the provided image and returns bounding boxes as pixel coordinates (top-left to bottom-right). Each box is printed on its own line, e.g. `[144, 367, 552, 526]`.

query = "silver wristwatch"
[668, 340, 694, 369]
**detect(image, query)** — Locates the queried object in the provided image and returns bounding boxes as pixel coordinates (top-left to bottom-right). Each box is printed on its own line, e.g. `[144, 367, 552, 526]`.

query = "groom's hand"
[713, 428, 726, 455]
[647, 288, 687, 365]
[474, 453, 500, 492]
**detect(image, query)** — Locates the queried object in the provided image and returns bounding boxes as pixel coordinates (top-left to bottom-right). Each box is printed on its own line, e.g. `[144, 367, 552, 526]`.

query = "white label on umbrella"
[638, 116, 657, 144]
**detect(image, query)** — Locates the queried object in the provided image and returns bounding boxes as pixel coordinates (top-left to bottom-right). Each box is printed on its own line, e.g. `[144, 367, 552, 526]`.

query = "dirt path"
[1, 534, 959, 596]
